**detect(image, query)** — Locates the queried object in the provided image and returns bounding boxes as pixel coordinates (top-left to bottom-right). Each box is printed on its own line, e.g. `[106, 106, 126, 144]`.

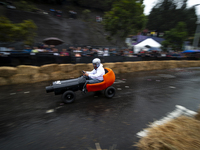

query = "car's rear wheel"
[104, 86, 116, 98]
[62, 90, 76, 104]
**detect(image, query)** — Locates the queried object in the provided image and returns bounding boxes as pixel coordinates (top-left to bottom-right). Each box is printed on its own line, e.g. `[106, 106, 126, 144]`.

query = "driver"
[82, 58, 105, 92]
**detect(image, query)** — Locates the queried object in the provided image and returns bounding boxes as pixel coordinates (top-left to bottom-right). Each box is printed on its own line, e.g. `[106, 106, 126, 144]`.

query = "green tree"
[82, 9, 91, 21]
[146, 0, 197, 36]
[162, 22, 188, 51]
[0, 16, 37, 45]
[103, 0, 147, 39]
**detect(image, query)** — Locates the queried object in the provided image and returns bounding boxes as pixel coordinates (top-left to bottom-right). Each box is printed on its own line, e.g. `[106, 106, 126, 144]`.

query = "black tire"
[62, 90, 76, 104]
[104, 86, 116, 98]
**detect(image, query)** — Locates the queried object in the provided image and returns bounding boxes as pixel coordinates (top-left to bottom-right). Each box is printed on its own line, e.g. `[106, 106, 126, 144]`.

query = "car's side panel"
[86, 68, 115, 92]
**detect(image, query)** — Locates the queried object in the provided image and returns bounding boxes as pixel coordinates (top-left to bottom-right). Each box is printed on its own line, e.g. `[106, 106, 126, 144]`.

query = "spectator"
[109, 48, 117, 56]
[97, 48, 104, 56]
[75, 52, 81, 57]
[7, 47, 15, 51]
[93, 49, 98, 57]
[81, 47, 90, 57]
[31, 47, 39, 53]
[60, 48, 69, 56]
[118, 49, 124, 56]
[123, 49, 129, 57]
[88, 48, 94, 56]
[52, 48, 59, 55]
[103, 48, 110, 56]
[24, 46, 32, 53]
[43, 45, 51, 52]
[73, 47, 82, 56]
[48, 45, 56, 52]
[128, 49, 133, 57]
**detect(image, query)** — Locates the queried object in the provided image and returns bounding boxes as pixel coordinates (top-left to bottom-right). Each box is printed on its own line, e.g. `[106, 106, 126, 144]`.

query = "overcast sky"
[143, 0, 200, 16]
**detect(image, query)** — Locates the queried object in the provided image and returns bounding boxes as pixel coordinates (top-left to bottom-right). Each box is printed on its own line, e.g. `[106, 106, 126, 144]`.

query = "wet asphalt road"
[0, 67, 200, 150]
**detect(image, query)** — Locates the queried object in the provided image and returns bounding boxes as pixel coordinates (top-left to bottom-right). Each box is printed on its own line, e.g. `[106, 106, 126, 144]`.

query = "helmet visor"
[93, 63, 97, 67]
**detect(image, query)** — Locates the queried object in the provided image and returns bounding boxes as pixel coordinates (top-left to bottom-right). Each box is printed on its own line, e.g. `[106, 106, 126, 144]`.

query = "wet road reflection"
[0, 67, 200, 150]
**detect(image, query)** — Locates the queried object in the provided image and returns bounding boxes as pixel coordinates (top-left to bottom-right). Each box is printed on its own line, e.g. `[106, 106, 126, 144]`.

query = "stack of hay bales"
[0, 66, 17, 85]
[0, 60, 200, 85]
[135, 110, 200, 150]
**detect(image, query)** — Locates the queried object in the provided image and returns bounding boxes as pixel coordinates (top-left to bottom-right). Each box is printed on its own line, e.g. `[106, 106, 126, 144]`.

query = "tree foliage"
[103, 0, 147, 39]
[14, 0, 38, 12]
[146, 0, 197, 36]
[162, 22, 188, 51]
[0, 16, 37, 45]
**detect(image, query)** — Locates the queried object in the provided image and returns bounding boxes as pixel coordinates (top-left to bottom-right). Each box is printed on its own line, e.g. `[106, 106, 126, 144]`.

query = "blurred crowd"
[0, 44, 189, 59]
[22, 45, 135, 57]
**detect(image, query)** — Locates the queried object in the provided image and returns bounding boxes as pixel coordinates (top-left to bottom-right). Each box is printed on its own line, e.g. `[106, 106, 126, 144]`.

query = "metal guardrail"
[0, 53, 190, 67]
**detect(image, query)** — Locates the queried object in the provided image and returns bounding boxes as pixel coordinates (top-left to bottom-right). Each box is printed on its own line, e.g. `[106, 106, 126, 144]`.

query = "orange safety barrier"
[86, 68, 115, 92]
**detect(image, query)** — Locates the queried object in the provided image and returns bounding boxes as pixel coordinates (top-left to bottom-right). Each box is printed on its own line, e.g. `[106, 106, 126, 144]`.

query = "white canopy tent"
[133, 38, 161, 54]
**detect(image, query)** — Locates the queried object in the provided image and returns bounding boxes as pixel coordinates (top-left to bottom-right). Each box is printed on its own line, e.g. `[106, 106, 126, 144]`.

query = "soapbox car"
[45, 68, 116, 103]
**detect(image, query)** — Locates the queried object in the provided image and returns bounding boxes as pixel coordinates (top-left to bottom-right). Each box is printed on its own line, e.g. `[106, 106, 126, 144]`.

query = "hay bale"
[156, 61, 171, 70]
[58, 64, 75, 72]
[0, 67, 17, 77]
[142, 61, 155, 71]
[87, 64, 94, 70]
[137, 62, 148, 71]
[176, 60, 188, 68]
[112, 68, 120, 74]
[50, 71, 70, 81]
[195, 109, 200, 121]
[39, 64, 58, 74]
[119, 66, 128, 73]
[187, 61, 197, 67]
[0, 77, 9, 86]
[68, 70, 82, 78]
[114, 62, 124, 68]
[148, 61, 161, 70]
[167, 60, 178, 69]
[194, 61, 200, 67]
[75, 63, 89, 71]
[183, 61, 191, 68]
[157, 61, 170, 69]
[103, 63, 116, 69]
[123, 62, 135, 69]
[187, 61, 200, 67]
[17, 65, 39, 75]
[10, 74, 31, 84]
[135, 116, 200, 150]
[129, 62, 140, 72]
[32, 73, 49, 83]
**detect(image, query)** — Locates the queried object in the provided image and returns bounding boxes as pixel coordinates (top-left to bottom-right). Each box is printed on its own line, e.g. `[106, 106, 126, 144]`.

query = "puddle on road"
[158, 74, 176, 79]
[114, 79, 126, 84]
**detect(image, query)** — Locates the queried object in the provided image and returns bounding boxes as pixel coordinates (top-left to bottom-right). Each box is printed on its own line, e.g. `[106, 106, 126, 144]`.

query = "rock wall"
[0, 60, 200, 86]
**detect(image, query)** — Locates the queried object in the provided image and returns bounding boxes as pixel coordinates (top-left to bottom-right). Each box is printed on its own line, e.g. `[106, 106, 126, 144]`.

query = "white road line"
[46, 109, 54, 113]
[169, 86, 176, 89]
[10, 93, 16, 95]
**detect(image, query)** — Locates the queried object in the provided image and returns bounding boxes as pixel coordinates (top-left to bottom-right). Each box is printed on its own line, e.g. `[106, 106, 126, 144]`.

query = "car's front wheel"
[62, 90, 76, 104]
